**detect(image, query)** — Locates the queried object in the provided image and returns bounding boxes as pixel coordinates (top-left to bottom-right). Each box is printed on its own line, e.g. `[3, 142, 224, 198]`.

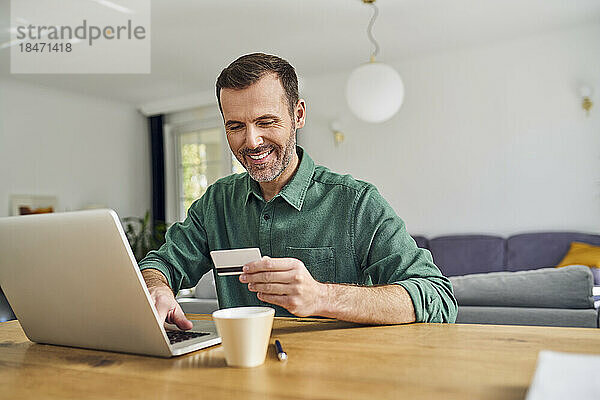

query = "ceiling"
[1, 0, 599, 106]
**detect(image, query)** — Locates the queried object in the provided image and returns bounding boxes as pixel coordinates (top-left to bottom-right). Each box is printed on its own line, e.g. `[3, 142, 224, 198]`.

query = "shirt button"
[263, 214, 270, 221]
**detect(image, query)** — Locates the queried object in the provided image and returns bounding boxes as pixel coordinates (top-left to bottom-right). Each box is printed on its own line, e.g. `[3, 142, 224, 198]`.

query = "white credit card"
[210, 248, 262, 276]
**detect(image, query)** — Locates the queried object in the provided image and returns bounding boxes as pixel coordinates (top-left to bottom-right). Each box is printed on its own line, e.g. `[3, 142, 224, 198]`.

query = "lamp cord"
[366, 2, 380, 62]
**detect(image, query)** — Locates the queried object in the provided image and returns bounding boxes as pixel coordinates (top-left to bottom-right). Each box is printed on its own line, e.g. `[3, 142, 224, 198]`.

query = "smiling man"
[139, 53, 457, 328]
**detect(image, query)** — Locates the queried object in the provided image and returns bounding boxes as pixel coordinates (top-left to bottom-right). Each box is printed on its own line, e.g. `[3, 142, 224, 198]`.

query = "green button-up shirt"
[139, 147, 457, 322]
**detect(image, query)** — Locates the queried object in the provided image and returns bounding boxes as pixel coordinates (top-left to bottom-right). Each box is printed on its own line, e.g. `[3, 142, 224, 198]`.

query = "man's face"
[220, 74, 304, 182]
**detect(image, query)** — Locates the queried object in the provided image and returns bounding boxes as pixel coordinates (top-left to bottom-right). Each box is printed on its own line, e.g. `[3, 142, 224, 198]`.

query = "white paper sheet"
[526, 350, 600, 400]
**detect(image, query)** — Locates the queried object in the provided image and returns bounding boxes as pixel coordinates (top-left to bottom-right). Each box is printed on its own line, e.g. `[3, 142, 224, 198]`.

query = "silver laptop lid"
[0, 209, 173, 357]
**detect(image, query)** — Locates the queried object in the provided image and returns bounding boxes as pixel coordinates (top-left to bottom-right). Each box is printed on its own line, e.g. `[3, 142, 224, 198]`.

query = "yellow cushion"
[556, 242, 600, 268]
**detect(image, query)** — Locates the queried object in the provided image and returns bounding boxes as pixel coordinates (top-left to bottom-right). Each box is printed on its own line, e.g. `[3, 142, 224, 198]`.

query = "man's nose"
[245, 125, 264, 149]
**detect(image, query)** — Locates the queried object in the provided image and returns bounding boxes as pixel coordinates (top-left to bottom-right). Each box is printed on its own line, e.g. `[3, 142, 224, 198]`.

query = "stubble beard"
[239, 128, 296, 183]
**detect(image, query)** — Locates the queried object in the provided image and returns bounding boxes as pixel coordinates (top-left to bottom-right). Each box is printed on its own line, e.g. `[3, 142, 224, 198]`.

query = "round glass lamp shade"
[346, 62, 404, 123]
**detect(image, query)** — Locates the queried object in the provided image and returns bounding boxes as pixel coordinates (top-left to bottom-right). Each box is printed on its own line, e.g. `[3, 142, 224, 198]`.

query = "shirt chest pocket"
[285, 246, 335, 283]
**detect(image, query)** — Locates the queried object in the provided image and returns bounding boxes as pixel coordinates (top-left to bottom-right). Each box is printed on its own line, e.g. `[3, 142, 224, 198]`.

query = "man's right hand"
[141, 269, 193, 330]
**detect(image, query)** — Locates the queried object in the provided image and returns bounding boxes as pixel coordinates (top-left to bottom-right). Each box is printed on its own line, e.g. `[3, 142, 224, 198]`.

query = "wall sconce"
[330, 121, 345, 145]
[580, 86, 593, 116]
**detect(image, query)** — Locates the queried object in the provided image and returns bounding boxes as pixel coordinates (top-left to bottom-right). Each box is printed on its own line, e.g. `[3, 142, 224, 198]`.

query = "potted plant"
[123, 211, 167, 262]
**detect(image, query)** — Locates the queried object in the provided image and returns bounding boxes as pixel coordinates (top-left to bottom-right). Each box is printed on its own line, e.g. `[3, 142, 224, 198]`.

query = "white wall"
[299, 23, 600, 237]
[0, 78, 150, 219]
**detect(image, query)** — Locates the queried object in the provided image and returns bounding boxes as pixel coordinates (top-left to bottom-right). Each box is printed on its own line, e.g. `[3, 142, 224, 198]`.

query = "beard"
[237, 128, 296, 182]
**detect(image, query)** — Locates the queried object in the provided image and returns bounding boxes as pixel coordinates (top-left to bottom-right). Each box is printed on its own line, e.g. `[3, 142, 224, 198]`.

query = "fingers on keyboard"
[166, 331, 210, 344]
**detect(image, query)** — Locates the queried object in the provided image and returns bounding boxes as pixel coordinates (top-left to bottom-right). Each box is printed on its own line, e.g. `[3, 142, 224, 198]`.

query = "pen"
[275, 339, 287, 361]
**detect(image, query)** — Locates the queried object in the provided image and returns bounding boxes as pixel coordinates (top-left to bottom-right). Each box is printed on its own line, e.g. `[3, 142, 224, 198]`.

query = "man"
[139, 53, 457, 329]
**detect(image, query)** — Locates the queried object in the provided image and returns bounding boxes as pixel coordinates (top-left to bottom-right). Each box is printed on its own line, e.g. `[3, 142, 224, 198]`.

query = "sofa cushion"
[178, 298, 219, 315]
[506, 232, 600, 271]
[429, 235, 505, 276]
[456, 306, 599, 328]
[194, 271, 217, 299]
[450, 265, 594, 309]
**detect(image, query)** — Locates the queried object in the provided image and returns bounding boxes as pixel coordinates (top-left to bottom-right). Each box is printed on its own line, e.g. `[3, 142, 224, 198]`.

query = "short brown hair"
[216, 53, 299, 119]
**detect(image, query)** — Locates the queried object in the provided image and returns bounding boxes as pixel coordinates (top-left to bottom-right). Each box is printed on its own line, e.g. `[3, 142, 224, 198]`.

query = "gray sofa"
[3, 228, 595, 327]
[7, 231, 592, 326]
[179, 232, 600, 328]
[412, 232, 600, 328]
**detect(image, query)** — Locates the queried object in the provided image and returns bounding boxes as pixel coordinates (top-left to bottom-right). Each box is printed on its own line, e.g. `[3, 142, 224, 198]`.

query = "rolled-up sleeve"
[138, 199, 212, 294]
[353, 185, 457, 323]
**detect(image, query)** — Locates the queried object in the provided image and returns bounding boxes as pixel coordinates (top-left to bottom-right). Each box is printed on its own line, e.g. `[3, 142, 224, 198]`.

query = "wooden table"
[1, 315, 599, 399]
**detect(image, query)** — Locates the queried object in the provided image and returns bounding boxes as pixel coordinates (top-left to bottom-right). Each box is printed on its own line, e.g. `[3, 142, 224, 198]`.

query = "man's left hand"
[239, 256, 326, 317]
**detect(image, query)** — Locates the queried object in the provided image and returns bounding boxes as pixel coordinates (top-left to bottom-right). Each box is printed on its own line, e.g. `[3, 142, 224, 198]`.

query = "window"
[165, 107, 244, 222]
[178, 129, 222, 216]
[176, 128, 244, 219]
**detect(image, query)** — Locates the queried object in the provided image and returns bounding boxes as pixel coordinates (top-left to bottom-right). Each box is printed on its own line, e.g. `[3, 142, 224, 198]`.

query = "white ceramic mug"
[212, 306, 275, 368]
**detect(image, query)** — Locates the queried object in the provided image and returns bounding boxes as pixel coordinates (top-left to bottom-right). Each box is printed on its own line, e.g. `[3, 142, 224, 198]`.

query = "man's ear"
[295, 99, 306, 129]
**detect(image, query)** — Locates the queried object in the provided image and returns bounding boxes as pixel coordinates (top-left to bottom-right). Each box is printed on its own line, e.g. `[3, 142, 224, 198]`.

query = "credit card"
[210, 248, 262, 276]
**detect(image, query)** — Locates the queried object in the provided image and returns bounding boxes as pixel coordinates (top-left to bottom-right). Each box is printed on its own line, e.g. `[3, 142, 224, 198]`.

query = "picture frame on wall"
[10, 195, 58, 216]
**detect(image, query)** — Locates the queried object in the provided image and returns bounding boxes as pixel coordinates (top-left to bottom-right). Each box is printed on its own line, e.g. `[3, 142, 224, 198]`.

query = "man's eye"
[257, 121, 274, 127]
[228, 125, 243, 131]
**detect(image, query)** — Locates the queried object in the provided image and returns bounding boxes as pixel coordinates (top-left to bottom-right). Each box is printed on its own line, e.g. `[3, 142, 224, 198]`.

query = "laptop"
[0, 209, 221, 357]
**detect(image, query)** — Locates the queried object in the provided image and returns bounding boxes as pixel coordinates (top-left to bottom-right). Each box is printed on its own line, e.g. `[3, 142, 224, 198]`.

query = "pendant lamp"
[346, 0, 404, 123]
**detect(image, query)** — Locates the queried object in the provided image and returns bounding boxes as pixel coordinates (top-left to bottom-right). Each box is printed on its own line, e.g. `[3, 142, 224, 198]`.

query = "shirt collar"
[245, 146, 315, 211]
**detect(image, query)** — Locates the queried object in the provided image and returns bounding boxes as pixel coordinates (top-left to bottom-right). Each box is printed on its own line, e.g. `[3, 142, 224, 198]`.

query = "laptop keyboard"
[166, 330, 210, 344]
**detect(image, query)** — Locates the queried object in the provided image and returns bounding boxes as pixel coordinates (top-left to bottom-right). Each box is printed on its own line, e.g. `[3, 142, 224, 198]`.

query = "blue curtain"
[149, 115, 166, 225]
